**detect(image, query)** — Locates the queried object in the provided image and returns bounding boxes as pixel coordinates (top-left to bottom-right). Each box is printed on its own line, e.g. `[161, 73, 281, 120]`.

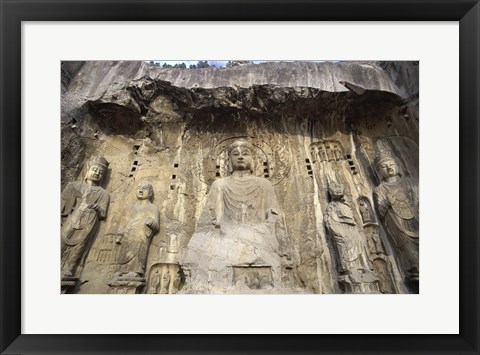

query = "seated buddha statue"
[182, 139, 296, 293]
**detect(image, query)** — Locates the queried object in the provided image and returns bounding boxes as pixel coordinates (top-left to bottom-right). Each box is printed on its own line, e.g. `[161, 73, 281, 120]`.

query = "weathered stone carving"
[108, 275, 146, 294]
[160, 270, 171, 294]
[61, 156, 110, 287]
[61, 61, 419, 294]
[114, 181, 160, 278]
[373, 150, 419, 285]
[182, 139, 298, 293]
[366, 230, 385, 255]
[372, 258, 396, 294]
[356, 197, 396, 293]
[311, 140, 344, 163]
[233, 266, 274, 290]
[148, 268, 161, 294]
[197, 136, 292, 187]
[146, 263, 182, 294]
[324, 182, 379, 293]
[333, 144, 343, 161]
[172, 271, 182, 291]
[358, 197, 374, 226]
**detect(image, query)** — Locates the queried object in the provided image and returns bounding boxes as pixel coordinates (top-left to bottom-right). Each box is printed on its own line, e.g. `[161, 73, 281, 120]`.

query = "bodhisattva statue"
[114, 181, 160, 278]
[373, 151, 419, 283]
[324, 182, 378, 293]
[61, 156, 110, 277]
[183, 139, 296, 293]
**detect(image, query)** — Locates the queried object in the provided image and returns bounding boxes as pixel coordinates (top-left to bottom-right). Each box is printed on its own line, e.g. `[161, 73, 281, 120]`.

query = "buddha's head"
[228, 139, 254, 172]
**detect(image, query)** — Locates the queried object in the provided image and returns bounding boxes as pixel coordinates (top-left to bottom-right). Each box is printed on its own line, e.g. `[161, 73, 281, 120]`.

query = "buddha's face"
[136, 182, 152, 200]
[378, 159, 399, 179]
[230, 145, 253, 171]
[86, 164, 105, 183]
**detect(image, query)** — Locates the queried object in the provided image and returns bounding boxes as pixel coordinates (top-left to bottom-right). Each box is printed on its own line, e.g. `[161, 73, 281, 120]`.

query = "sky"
[150, 60, 266, 67]
[149, 60, 331, 68]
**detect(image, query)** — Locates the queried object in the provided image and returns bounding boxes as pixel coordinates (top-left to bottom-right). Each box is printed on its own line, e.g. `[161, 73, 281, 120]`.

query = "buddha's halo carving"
[192, 136, 291, 186]
[375, 137, 418, 182]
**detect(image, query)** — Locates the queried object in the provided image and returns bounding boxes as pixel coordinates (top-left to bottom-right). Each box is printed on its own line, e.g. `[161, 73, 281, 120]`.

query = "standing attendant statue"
[115, 181, 160, 278]
[61, 156, 110, 278]
[373, 151, 419, 284]
[324, 182, 378, 293]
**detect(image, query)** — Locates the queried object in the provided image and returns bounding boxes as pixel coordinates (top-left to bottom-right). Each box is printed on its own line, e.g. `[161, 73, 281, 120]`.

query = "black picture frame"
[1, 0, 478, 354]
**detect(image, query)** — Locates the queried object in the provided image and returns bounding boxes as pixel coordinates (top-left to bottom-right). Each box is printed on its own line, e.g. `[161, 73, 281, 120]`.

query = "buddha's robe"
[61, 181, 110, 275]
[115, 202, 159, 276]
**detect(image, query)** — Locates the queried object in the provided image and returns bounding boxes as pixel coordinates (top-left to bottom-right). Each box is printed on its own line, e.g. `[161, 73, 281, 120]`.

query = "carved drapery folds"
[324, 182, 379, 293]
[61, 156, 110, 293]
[108, 181, 160, 294]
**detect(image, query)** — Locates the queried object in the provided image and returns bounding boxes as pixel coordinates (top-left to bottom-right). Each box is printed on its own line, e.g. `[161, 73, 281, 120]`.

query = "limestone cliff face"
[61, 61, 418, 294]
[63, 60, 416, 98]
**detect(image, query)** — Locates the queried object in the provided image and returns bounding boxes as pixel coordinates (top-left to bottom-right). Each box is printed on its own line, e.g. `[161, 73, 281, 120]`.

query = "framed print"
[1, 0, 479, 354]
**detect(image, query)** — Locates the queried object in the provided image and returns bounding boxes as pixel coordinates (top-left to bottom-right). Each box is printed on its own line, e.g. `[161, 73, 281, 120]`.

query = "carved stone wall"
[61, 61, 419, 294]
